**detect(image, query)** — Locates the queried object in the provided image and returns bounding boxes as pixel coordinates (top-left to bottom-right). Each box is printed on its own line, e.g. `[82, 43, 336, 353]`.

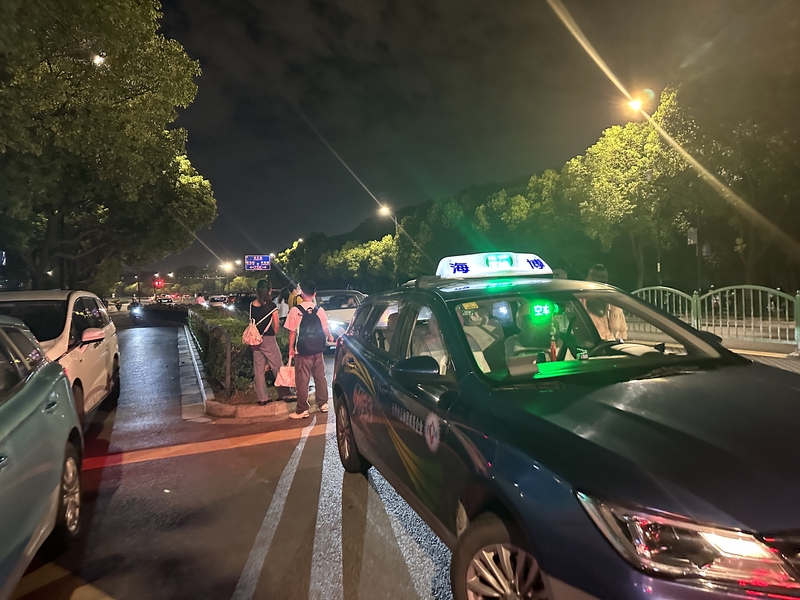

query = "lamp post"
[378, 206, 399, 286]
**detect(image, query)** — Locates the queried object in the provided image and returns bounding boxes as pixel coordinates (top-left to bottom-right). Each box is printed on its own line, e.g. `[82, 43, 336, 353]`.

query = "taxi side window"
[82, 297, 104, 328]
[349, 304, 373, 340]
[92, 298, 111, 327]
[3, 327, 44, 375]
[366, 301, 403, 354]
[406, 305, 450, 375]
[0, 335, 22, 402]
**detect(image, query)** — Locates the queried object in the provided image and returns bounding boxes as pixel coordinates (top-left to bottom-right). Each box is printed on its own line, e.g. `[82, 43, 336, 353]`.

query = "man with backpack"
[285, 280, 334, 419]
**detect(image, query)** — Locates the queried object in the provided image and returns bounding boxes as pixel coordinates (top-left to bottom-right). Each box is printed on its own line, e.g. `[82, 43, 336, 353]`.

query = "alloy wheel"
[62, 456, 81, 533]
[466, 543, 548, 600]
[336, 403, 351, 460]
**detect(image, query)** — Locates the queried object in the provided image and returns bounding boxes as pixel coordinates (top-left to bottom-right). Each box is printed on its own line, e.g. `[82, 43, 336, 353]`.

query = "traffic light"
[153, 278, 164, 289]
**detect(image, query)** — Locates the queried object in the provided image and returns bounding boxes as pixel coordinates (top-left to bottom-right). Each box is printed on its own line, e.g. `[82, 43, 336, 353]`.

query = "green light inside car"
[485, 253, 514, 269]
[529, 300, 557, 322]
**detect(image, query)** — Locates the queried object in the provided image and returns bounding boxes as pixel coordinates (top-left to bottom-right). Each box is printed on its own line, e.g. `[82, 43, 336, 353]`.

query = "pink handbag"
[274, 357, 295, 388]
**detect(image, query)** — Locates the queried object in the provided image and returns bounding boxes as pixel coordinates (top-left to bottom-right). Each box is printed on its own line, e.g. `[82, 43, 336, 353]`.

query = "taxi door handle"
[0, 455, 8, 472]
[42, 399, 58, 413]
[345, 357, 356, 369]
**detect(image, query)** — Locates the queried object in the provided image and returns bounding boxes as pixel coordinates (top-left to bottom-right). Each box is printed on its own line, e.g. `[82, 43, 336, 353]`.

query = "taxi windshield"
[453, 290, 729, 383]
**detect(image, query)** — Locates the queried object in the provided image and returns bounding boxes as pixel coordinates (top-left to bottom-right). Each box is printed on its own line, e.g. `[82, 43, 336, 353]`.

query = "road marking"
[308, 409, 344, 600]
[11, 562, 115, 600]
[82, 423, 326, 470]
[231, 417, 317, 600]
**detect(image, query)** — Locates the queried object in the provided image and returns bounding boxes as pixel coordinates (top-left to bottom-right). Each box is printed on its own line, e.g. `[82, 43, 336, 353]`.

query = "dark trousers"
[294, 353, 328, 413]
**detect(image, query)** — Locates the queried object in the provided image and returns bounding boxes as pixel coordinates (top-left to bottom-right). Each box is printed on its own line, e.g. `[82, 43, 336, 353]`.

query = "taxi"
[332, 252, 800, 600]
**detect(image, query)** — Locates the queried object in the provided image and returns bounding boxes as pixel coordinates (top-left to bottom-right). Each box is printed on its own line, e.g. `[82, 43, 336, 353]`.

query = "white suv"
[0, 290, 120, 424]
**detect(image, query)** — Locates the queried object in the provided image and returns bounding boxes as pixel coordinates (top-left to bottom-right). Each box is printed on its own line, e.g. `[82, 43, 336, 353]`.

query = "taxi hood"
[490, 361, 800, 534]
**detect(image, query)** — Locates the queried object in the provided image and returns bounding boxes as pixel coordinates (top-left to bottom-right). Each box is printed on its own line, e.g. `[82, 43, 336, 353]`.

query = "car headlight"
[328, 320, 346, 335]
[578, 493, 800, 590]
[225, 304, 236, 311]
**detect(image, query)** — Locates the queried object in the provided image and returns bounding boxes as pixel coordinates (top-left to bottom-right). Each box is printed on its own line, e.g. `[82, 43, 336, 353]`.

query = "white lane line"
[308, 409, 344, 600]
[231, 417, 317, 600]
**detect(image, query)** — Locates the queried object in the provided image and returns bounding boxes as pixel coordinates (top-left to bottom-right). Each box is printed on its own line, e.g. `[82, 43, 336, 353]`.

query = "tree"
[569, 90, 685, 287]
[323, 235, 396, 292]
[0, 0, 216, 290]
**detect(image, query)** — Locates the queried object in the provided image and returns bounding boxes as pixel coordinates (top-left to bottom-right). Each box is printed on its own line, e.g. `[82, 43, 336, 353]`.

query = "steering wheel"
[587, 339, 623, 357]
[556, 331, 578, 361]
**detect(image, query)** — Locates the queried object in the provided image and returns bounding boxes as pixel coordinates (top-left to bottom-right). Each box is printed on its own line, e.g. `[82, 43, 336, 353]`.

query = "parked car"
[332, 251, 800, 600]
[0, 316, 83, 598]
[155, 297, 174, 305]
[0, 290, 120, 425]
[207, 295, 228, 308]
[315, 290, 366, 348]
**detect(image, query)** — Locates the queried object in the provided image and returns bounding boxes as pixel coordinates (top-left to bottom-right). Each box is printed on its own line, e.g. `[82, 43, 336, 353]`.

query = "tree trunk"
[631, 233, 645, 289]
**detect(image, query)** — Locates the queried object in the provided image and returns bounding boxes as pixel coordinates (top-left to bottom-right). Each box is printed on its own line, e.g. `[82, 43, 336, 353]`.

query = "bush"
[188, 308, 289, 395]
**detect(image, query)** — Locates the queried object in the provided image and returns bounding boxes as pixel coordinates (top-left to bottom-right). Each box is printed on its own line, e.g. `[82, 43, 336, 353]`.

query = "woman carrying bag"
[247, 280, 294, 405]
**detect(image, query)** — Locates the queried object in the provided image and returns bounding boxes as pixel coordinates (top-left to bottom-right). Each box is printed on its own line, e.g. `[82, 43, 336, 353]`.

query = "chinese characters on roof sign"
[244, 255, 271, 271]
[435, 252, 553, 279]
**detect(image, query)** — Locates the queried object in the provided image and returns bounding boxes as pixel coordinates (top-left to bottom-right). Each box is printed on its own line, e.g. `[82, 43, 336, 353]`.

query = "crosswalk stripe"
[231, 416, 317, 600]
[308, 410, 344, 600]
[81, 424, 327, 470]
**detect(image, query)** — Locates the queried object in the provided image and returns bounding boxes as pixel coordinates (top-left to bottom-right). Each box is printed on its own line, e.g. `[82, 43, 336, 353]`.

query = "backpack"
[296, 305, 326, 355]
[242, 304, 277, 346]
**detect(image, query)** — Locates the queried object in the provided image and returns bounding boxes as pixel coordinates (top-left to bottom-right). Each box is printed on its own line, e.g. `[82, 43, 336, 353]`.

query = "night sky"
[152, 0, 800, 270]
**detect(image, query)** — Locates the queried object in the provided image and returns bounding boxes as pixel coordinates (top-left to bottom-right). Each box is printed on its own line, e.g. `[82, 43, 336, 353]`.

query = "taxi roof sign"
[435, 252, 552, 279]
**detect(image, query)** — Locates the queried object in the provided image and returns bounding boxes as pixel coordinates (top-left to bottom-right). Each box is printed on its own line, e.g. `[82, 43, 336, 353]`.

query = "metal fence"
[633, 285, 800, 351]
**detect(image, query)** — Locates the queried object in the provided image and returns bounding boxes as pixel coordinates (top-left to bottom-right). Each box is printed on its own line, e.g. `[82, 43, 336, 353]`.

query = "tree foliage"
[0, 0, 216, 291]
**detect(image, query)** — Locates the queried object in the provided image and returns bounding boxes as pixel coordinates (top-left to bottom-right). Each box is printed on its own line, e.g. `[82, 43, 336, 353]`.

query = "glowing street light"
[167, 272, 174, 278]
[297, 238, 304, 243]
[378, 205, 391, 216]
[234, 259, 242, 266]
[46, 270, 54, 277]
[628, 99, 642, 111]
[91, 54, 105, 66]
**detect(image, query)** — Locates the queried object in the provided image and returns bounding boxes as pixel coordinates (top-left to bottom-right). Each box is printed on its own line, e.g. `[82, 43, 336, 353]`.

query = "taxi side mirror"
[390, 355, 442, 384]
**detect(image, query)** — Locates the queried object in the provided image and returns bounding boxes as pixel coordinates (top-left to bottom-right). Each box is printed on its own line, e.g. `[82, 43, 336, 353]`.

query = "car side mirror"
[390, 355, 443, 384]
[81, 327, 105, 344]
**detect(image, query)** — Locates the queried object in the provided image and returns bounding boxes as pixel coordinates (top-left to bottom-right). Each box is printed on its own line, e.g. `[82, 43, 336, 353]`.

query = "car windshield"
[0, 300, 68, 342]
[317, 293, 359, 310]
[453, 290, 731, 384]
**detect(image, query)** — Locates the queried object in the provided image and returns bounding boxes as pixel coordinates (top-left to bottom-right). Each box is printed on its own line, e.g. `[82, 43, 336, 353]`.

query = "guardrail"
[633, 285, 799, 351]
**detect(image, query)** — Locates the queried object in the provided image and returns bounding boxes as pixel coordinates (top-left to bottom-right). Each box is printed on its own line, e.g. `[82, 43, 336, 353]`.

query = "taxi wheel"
[452, 513, 549, 600]
[335, 397, 370, 474]
[43, 443, 82, 556]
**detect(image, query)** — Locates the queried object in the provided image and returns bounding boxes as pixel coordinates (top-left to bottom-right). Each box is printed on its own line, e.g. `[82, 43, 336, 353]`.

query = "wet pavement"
[11, 315, 453, 600]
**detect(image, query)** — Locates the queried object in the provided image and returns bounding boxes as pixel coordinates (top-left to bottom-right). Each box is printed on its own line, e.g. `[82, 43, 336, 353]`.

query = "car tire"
[334, 395, 370, 474]
[43, 443, 82, 557]
[451, 512, 549, 600]
[72, 384, 85, 427]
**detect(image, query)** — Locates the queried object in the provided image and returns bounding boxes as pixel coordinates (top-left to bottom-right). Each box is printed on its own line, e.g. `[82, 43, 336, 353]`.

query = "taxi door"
[338, 300, 403, 461]
[378, 300, 462, 532]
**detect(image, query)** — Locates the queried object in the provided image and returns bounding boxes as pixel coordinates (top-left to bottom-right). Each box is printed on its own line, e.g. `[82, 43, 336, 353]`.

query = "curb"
[178, 325, 214, 423]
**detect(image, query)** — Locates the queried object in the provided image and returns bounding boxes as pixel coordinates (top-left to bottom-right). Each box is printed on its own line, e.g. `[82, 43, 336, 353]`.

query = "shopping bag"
[274, 357, 295, 388]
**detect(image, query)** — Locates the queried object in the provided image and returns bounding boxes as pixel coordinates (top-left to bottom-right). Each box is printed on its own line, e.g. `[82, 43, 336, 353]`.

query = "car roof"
[316, 290, 364, 295]
[0, 290, 94, 301]
[375, 277, 614, 304]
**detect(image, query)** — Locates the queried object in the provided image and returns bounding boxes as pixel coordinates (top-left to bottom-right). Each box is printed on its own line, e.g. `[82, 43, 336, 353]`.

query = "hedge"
[188, 308, 290, 394]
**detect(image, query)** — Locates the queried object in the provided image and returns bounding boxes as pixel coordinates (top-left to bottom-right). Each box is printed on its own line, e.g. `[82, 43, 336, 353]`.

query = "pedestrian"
[250, 280, 294, 405]
[585, 264, 628, 340]
[277, 287, 290, 324]
[287, 282, 302, 309]
[284, 280, 334, 419]
[196, 292, 205, 305]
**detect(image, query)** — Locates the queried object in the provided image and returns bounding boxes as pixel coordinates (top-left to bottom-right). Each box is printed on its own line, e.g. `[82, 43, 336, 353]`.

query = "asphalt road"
[11, 316, 453, 600]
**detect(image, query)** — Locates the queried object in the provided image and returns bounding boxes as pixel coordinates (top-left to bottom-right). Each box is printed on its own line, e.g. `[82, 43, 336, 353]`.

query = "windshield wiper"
[634, 365, 702, 380]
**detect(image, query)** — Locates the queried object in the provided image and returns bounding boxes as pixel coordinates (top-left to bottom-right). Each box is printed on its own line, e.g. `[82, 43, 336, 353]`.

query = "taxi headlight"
[578, 493, 800, 589]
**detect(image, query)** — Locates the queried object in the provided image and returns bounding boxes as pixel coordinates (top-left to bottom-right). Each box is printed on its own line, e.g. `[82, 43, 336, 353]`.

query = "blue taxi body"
[331, 266, 800, 600]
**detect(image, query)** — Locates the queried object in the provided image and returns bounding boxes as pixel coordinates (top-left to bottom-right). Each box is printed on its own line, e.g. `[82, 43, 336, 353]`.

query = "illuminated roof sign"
[435, 252, 552, 279]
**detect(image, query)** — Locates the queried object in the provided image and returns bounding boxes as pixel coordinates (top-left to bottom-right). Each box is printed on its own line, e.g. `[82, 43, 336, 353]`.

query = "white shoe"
[289, 410, 309, 419]
[319, 403, 328, 413]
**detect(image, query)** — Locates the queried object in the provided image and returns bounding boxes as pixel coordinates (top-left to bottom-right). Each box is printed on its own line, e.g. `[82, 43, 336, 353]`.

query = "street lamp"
[628, 99, 642, 112]
[297, 238, 303, 244]
[378, 205, 399, 237]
